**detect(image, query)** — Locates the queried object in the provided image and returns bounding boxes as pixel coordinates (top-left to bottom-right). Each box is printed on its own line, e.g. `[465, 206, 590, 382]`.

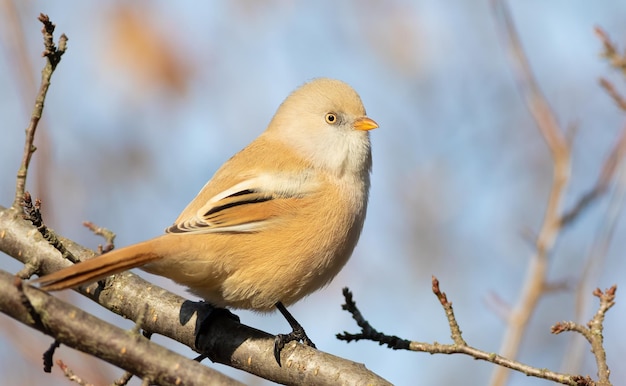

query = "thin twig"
[83, 221, 116, 254]
[337, 278, 601, 386]
[560, 27, 626, 375]
[599, 78, 626, 112]
[595, 26, 626, 75]
[57, 360, 94, 386]
[431, 277, 466, 345]
[562, 121, 626, 225]
[113, 371, 134, 386]
[565, 153, 626, 374]
[21, 192, 79, 264]
[588, 287, 615, 385]
[336, 288, 411, 350]
[13, 14, 68, 209]
[553, 287, 616, 386]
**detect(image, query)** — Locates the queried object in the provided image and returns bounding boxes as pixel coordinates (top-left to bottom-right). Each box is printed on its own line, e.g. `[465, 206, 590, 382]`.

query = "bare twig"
[588, 287, 616, 385]
[565, 154, 626, 373]
[15, 261, 40, 280]
[56, 360, 94, 386]
[595, 26, 626, 75]
[13, 14, 68, 209]
[490, 1, 572, 385]
[562, 121, 626, 225]
[338, 278, 613, 386]
[21, 191, 79, 264]
[563, 29, 626, 225]
[83, 221, 116, 254]
[561, 27, 626, 374]
[553, 287, 616, 386]
[599, 78, 626, 111]
[431, 277, 466, 346]
[336, 287, 411, 350]
[113, 371, 134, 386]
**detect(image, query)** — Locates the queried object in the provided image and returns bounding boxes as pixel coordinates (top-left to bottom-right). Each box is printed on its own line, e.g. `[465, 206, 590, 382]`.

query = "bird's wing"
[166, 173, 318, 234]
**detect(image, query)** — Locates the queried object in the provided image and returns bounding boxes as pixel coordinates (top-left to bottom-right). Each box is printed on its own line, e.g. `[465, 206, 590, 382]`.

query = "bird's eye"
[325, 113, 338, 124]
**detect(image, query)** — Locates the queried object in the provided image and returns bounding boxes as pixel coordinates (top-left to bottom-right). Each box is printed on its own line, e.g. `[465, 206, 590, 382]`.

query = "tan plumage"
[33, 78, 378, 313]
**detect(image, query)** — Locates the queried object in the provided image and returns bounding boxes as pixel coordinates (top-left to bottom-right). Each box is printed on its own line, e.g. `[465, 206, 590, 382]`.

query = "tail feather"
[32, 243, 161, 291]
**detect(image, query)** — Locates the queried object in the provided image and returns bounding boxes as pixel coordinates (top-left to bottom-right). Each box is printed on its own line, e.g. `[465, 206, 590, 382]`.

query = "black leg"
[273, 302, 316, 365]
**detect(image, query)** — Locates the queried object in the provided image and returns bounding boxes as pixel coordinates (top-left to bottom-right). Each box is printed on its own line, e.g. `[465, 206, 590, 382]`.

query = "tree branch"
[338, 277, 614, 386]
[0, 269, 243, 386]
[13, 14, 67, 209]
[552, 287, 616, 386]
[0, 205, 390, 385]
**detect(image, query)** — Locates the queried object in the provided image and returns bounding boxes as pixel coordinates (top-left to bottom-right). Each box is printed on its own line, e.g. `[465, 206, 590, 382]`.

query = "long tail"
[32, 240, 161, 291]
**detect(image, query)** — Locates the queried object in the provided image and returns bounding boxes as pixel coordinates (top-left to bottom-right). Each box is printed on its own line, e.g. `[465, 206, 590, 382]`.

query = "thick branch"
[0, 205, 390, 385]
[0, 270, 242, 386]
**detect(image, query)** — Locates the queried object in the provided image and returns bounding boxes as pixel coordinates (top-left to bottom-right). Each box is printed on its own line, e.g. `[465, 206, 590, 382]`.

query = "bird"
[33, 77, 378, 363]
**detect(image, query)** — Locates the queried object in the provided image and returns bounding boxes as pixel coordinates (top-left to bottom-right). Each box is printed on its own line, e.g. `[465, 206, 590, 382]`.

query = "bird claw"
[273, 323, 317, 365]
[194, 303, 240, 355]
[273, 301, 317, 365]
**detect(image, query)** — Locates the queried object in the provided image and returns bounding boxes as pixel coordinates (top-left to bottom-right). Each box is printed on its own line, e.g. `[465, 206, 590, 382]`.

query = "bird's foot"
[192, 302, 240, 361]
[273, 302, 316, 365]
[273, 325, 316, 364]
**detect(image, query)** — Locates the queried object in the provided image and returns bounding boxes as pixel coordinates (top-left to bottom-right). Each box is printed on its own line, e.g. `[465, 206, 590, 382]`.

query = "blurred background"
[1, 1, 626, 385]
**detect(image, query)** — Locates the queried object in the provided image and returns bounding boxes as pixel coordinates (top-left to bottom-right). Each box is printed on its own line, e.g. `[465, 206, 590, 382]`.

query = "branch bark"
[0, 205, 390, 385]
[0, 269, 243, 386]
[338, 279, 611, 386]
[13, 14, 67, 209]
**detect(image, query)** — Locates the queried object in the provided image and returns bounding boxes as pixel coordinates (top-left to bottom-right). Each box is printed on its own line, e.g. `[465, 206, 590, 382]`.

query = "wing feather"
[166, 173, 318, 234]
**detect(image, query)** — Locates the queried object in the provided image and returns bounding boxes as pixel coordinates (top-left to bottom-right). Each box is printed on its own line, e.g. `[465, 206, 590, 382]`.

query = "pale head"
[266, 78, 378, 177]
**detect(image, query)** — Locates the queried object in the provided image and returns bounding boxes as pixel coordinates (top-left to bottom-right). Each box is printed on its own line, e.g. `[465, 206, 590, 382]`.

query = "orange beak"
[353, 117, 379, 131]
